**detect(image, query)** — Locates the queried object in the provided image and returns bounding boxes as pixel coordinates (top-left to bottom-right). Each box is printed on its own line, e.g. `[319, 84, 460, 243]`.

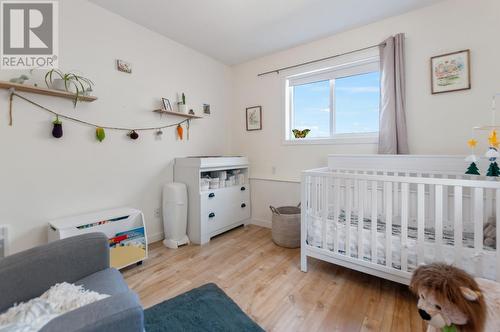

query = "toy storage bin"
[48, 207, 147, 270]
[270, 205, 301, 248]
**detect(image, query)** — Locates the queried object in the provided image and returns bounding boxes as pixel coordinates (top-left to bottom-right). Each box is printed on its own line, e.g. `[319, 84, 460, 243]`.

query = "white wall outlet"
[154, 208, 161, 219]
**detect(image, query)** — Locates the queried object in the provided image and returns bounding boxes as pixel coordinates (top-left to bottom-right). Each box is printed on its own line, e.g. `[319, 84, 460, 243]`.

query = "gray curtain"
[378, 33, 409, 154]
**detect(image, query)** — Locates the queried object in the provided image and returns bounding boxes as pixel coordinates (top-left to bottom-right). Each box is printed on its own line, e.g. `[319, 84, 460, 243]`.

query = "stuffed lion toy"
[410, 263, 500, 332]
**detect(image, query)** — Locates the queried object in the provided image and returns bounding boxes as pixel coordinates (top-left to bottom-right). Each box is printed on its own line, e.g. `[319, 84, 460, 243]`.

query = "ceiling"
[89, 0, 444, 65]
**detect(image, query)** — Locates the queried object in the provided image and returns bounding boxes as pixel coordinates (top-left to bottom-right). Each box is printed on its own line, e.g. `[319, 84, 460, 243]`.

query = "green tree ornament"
[487, 162, 500, 177]
[465, 162, 480, 175]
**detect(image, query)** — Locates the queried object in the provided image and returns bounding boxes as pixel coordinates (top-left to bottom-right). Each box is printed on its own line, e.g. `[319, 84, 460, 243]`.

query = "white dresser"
[174, 157, 250, 244]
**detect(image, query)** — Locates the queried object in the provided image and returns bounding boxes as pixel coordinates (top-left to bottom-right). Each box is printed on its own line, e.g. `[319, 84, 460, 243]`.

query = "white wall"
[230, 0, 500, 227]
[0, 0, 232, 253]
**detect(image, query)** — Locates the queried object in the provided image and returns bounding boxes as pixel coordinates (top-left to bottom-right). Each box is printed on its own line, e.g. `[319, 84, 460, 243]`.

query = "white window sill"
[282, 134, 379, 145]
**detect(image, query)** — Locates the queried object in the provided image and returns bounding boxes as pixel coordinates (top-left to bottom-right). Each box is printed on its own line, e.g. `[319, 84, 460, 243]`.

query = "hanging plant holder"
[52, 115, 63, 138]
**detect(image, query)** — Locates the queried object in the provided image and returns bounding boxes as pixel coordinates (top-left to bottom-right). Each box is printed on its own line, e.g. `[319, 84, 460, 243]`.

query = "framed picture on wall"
[430, 49, 471, 94]
[116, 59, 132, 74]
[246, 106, 262, 131]
[162, 98, 173, 111]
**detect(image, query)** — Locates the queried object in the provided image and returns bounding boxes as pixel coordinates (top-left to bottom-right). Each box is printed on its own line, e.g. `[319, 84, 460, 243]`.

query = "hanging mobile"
[465, 138, 479, 175]
[486, 130, 500, 177]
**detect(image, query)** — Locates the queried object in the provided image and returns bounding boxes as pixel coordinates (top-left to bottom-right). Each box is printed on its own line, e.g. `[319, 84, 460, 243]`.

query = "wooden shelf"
[0, 81, 97, 102]
[153, 109, 202, 119]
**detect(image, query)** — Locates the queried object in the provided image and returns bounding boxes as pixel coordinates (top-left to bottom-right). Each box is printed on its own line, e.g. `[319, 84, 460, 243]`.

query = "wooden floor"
[123, 225, 426, 332]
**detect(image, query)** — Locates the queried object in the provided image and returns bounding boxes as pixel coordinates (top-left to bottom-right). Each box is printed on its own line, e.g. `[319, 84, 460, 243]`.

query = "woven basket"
[270, 204, 301, 248]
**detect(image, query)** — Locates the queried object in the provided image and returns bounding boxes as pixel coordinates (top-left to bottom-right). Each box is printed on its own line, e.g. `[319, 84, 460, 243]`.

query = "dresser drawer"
[201, 186, 250, 234]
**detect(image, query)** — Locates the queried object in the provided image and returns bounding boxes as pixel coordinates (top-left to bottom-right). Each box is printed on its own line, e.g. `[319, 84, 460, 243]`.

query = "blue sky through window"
[335, 72, 380, 134]
[293, 80, 330, 138]
[292, 71, 380, 138]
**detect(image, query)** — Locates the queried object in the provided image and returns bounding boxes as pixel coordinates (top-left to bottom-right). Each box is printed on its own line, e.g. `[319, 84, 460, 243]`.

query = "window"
[285, 57, 380, 143]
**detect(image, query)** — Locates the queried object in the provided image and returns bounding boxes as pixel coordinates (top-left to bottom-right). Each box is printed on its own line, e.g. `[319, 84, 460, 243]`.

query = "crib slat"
[346, 179, 352, 257]
[429, 174, 435, 226]
[417, 183, 425, 266]
[333, 178, 341, 254]
[321, 176, 328, 249]
[393, 181, 399, 220]
[371, 180, 377, 263]
[474, 187, 484, 276]
[401, 182, 409, 272]
[358, 180, 365, 260]
[454, 186, 463, 267]
[496, 189, 500, 281]
[443, 184, 449, 233]
[384, 182, 392, 268]
[435, 185, 443, 261]
[485, 189, 493, 226]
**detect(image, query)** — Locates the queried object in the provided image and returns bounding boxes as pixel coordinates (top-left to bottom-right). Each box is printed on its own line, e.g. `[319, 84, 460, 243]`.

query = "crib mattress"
[307, 211, 497, 279]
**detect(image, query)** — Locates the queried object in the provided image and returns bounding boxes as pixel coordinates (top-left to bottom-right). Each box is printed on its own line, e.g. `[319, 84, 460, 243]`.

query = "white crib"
[300, 155, 500, 285]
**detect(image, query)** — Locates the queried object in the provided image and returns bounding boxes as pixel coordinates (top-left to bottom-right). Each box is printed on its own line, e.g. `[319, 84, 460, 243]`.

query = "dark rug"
[144, 283, 264, 332]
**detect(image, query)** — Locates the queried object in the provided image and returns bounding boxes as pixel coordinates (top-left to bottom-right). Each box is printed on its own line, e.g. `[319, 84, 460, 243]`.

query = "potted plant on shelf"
[178, 92, 187, 114]
[44, 69, 94, 107]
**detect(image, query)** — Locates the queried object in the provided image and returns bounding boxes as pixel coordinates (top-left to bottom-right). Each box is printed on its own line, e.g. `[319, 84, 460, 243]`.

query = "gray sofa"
[0, 233, 144, 332]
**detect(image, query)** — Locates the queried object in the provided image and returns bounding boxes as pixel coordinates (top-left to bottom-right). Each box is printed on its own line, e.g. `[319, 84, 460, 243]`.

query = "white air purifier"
[162, 182, 189, 249]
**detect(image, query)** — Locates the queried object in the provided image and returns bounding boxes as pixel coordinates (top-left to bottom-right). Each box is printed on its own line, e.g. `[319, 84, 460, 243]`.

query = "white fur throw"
[0, 282, 109, 332]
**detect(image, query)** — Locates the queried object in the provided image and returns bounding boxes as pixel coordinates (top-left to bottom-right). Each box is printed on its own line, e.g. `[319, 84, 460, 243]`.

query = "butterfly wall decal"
[292, 129, 311, 138]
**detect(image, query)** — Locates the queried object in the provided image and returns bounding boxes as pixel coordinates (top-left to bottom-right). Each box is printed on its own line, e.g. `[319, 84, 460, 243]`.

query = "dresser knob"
[241, 203, 246, 208]
[240, 186, 246, 191]
[208, 212, 215, 218]
[208, 193, 215, 198]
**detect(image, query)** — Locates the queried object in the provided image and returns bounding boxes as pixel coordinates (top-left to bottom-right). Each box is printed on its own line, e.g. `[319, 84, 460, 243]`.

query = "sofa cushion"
[76, 268, 128, 296]
[40, 291, 143, 332]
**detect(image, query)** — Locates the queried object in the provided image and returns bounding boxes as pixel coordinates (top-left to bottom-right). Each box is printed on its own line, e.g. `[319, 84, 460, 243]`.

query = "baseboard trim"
[148, 232, 164, 244]
[251, 218, 271, 229]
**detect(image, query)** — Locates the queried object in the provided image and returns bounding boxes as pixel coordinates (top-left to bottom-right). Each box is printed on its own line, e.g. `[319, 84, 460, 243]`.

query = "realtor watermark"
[0, 1, 58, 69]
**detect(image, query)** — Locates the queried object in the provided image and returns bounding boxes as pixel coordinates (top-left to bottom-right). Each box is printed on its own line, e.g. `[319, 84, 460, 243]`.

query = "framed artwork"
[430, 49, 470, 94]
[246, 106, 262, 131]
[203, 104, 211, 115]
[162, 98, 172, 111]
[116, 59, 132, 73]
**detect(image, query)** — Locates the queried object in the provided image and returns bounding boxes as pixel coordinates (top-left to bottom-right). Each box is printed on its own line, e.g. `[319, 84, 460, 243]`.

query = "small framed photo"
[162, 98, 172, 111]
[246, 106, 262, 131]
[431, 49, 470, 94]
[116, 59, 132, 73]
[203, 104, 211, 115]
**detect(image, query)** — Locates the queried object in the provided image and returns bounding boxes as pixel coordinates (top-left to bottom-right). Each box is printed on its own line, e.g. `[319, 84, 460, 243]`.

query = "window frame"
[283, 55, 380, 145]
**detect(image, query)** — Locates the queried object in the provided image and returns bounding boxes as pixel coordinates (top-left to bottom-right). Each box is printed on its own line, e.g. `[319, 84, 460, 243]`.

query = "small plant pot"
[51, 78, 65, 91]
[178, 104, 188, 114]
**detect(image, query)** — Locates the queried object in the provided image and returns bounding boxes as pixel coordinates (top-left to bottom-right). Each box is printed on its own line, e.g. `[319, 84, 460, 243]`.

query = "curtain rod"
[257, 42, 385, 77]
